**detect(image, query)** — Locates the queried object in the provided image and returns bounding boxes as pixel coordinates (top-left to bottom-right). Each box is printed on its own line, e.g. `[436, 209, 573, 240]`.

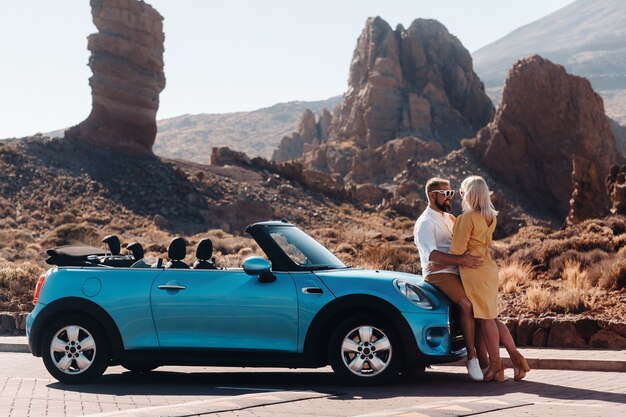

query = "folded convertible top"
[45, 245, 106, 266]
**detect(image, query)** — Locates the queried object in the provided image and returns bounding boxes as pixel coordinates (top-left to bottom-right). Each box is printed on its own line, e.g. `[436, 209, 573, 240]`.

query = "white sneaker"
[467, 357, 484, 381]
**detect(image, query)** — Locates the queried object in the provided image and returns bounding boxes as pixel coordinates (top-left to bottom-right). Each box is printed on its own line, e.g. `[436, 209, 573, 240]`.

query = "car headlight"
[394, 279, 434, 309]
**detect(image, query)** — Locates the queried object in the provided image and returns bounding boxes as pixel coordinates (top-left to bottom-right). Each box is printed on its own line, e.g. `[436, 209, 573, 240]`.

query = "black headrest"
[168, 237, 186, 261]
[126, 242, 144, 260]
[102, 235, 120, 255]
[195, 238, 213, 261]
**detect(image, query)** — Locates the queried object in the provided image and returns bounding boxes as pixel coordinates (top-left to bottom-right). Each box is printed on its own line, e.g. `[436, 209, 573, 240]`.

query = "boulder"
[589, 329, 626, 349]
[547, 320, 586, 348]
[66, 0, 166, 154]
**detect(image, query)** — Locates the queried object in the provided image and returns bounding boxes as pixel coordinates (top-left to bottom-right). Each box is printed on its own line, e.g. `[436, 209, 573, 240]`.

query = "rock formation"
[607, 164, 626, 215]
[297, 17, 493, 187]
[331, 17, 493, 150]
[474, 55, 618, 218]
[272, 109, 331, 161]
[567, 155, 606, 224]
[66, 0, 166, 154]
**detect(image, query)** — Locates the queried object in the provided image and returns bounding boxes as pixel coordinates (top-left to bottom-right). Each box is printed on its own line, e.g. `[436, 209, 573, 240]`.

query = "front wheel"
[41, 314, 110, 384]
[328, 315, 401, 385]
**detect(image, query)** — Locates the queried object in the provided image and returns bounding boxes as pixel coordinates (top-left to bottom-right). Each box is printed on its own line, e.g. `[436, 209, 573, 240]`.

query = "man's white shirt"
[413, 206, 459, 276]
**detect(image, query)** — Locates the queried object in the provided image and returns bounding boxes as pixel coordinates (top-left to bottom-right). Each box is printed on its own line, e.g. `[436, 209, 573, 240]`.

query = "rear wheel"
[41, 314, 110, 384]
[328, 315, 401, 385]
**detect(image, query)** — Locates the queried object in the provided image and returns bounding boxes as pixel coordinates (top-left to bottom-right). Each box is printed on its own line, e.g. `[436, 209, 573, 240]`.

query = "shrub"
[603, 215, 626, 236]
[499, 261, 534, 293]
[40, 222, 101, 248]
[0, 261, 45, 312]
[548, 249, 610, 279]
[53, 212, 77, 226]
[526, 284, 552, 312]
[587, 256, 626, 289]
[355, 243, 418, 274]
[390, 216, 414, 231]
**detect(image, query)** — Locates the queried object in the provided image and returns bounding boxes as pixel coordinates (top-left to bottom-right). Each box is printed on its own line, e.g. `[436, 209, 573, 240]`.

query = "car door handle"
[158, 284, 186, 290]
[302, 287, 323, 294]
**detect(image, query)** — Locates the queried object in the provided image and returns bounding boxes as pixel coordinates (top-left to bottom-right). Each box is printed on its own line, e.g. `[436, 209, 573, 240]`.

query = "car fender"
[29, 297, 124, 358]
[302, 294, 419, 367]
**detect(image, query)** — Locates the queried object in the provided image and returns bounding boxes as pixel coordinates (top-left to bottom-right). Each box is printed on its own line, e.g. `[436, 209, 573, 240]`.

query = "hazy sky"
[0, 0, 575, 138]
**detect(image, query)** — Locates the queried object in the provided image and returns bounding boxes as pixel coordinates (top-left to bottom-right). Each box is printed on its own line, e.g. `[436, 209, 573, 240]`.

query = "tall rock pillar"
[66, 0, 166, 154]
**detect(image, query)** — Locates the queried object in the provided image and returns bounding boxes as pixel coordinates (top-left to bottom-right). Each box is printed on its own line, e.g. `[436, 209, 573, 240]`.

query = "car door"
[150, 268, 299, 352]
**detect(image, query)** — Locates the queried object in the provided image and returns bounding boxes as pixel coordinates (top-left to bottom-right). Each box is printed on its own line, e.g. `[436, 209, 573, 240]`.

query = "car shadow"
[47, 367, 626, 406]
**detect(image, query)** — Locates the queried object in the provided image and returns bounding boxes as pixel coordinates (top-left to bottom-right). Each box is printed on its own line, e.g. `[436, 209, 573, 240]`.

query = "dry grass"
[0, 262, 45, 312]
[40, 222, 101, 248]
[353, 243, 419, 274]
[548, 249, 610, 279]
[526, 284, 552, 312]
[525, 261, 600, 314]
[389, 216, 414, 231]
[499, 260, 534, 293]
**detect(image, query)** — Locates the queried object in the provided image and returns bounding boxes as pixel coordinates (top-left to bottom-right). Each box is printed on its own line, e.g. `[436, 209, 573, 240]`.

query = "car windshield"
[268, 226, 347, 270]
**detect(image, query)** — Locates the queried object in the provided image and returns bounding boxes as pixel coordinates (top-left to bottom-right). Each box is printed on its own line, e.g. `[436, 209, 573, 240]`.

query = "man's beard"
[435, 199, 451, 212]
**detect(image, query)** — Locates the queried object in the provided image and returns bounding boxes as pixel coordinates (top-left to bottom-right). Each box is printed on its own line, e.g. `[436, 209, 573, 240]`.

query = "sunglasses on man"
[431, 189, 456, 198]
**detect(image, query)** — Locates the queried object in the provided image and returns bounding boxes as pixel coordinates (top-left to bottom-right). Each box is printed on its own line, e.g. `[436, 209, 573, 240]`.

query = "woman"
[449, 176, 530, 382]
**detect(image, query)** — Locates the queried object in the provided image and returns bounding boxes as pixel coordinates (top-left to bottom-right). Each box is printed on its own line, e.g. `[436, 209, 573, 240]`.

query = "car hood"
[314, 268, 422, 283]
[312, 268, 445, 311]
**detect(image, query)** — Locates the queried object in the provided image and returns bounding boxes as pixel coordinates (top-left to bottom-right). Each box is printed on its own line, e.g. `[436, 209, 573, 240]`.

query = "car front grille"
[448, 304, 466, 354]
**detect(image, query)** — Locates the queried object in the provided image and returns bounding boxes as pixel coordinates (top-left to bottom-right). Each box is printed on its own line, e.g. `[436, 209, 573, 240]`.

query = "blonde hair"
[460, 176, 498, 223]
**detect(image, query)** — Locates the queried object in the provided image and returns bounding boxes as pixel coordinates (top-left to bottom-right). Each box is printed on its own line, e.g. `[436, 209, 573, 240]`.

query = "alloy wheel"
[49, 325, 97, 375]
[340, 325, 392, 377]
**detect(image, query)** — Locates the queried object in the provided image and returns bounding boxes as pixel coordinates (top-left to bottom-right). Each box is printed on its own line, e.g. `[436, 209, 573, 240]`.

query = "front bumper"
[402, 311, 466, 364]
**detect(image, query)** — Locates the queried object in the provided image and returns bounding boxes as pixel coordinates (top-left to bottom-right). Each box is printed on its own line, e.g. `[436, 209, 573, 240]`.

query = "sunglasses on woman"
[431, 189, 456, 198]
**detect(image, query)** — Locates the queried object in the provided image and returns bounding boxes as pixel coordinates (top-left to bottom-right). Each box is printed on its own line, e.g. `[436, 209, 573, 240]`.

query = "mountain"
[152, 96, 341, 163]
[472, 0, 626, 124]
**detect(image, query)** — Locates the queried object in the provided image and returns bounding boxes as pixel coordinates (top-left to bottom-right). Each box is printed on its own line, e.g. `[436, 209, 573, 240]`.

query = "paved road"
[1, 352, 625, 417]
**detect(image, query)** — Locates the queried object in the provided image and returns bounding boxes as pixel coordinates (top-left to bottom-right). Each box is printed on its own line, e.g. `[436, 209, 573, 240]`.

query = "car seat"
[126, 242, 144, 260]
[193, 238, 218, 270]
[166, 237, 190, 269]
[102, 235, 121, 255]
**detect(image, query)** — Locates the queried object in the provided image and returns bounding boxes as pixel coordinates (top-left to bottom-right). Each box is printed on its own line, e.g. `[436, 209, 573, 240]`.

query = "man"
[413, 177, 485, 381]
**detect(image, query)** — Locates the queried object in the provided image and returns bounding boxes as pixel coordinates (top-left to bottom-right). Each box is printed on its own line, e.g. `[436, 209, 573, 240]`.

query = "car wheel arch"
[30, 297, 123, 359]
[303, 294, 419, 366]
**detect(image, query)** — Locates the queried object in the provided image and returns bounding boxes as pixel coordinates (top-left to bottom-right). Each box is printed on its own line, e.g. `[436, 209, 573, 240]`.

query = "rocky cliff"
[474, 55, 618, 219]
[332, 17, 493, 150]
[299, 17, 493, 185]
[66, 0, 165, 154]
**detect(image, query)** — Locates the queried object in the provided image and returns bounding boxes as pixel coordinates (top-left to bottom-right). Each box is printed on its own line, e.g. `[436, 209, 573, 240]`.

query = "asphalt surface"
[1, 336, 625, 417]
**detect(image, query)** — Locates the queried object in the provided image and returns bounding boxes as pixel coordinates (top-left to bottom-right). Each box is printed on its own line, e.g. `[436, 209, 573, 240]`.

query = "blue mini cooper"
[27, 220, 465, 384]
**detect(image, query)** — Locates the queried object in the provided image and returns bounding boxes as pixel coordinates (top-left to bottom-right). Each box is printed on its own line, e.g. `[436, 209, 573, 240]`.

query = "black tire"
[41, 314, 110, 384]
[328, 314, 402, 385]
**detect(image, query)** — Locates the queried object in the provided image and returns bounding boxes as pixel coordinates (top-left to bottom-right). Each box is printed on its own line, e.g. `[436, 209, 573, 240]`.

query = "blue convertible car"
[27, 220, 465, 384]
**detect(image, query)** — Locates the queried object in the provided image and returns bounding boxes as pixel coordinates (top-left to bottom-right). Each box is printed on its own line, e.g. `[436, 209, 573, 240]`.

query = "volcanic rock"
[297, 17, 493, 190]
[567, 155, 606, 225]
[607, 164, 626, 215]
[475, 55, 618, 218]
[331, 17, 493, 151]
[66, 0, 166, 154]
[272, 109, 331, 161]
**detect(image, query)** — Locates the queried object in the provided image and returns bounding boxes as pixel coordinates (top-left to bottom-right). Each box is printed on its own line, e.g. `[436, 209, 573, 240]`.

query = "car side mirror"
[243, 256, 276, 283]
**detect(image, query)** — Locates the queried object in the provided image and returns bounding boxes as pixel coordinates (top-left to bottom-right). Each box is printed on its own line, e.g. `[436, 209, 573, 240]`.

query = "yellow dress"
[449, 210, 499, 319]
